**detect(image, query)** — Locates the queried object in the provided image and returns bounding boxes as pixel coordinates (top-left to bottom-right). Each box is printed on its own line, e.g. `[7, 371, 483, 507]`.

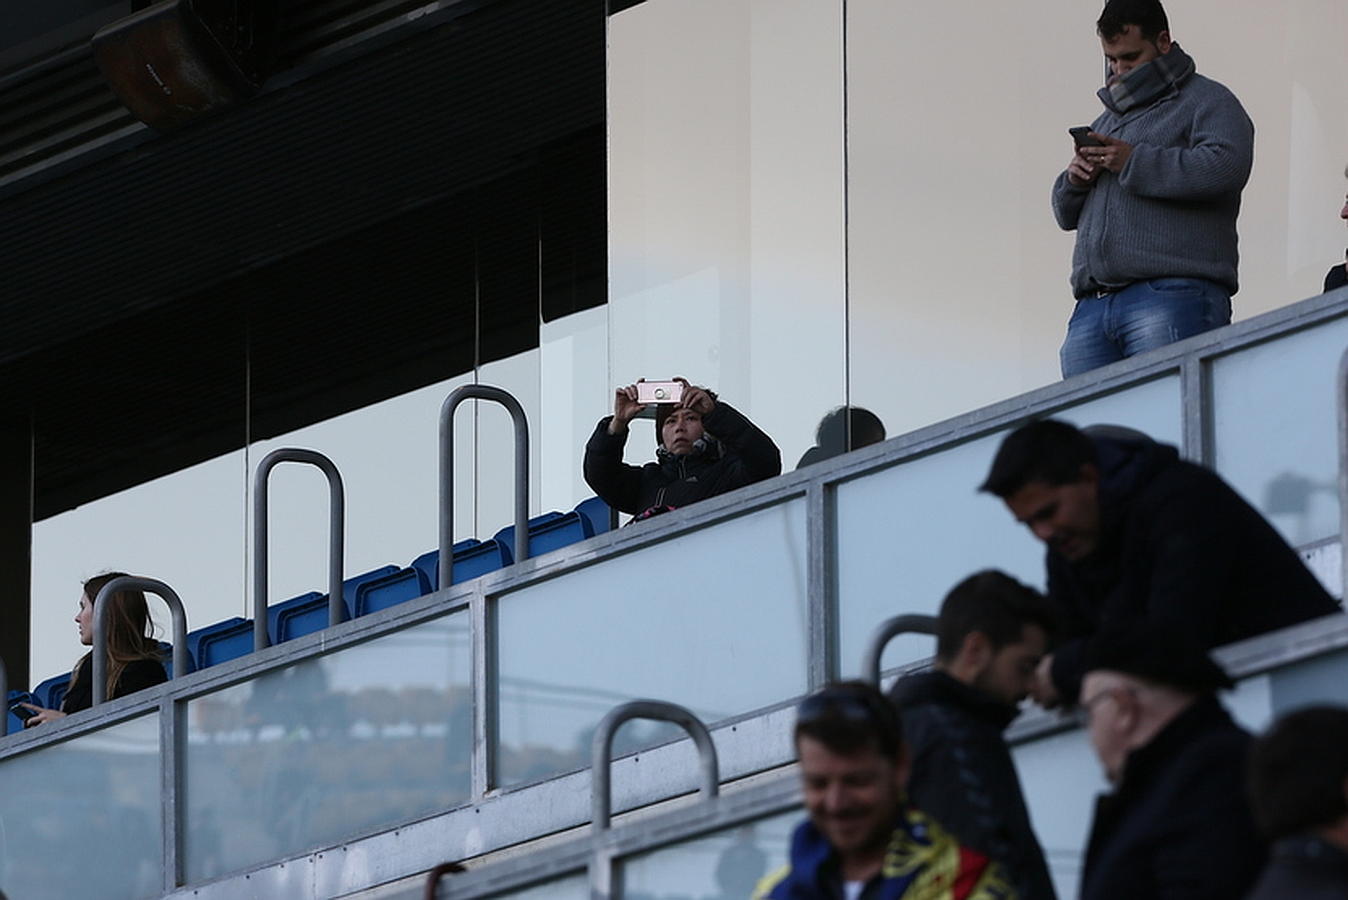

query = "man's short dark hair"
[1248, 705, 1348, 839]
[935, 570, 1056, 663]
[1097, 0, 1170, 42]
[978, 419, 1098, 499]
[794, 680, 903, 759]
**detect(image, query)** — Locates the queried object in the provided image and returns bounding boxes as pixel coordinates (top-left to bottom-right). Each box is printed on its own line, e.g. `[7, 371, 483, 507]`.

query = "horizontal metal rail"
[92, 576, 191, 706]
[252, 448, 346, 650]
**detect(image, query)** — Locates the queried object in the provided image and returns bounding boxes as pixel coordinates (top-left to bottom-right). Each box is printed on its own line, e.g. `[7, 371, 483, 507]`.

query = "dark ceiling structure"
[0, 0, 611, 520]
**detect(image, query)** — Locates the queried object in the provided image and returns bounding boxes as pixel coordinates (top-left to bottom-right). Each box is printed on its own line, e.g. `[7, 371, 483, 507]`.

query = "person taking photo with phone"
[583, 376, 781, 523]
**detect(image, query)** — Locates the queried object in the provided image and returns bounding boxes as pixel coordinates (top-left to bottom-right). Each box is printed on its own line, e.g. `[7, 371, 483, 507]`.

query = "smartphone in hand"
[1070, 126, 1105, 148]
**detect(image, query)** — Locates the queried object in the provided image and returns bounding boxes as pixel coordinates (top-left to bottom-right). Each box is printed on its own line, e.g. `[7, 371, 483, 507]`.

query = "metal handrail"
[253, 448, 346, 650]
[439, 385, 530, 590]
[1338, 346, 1348, 602]
[92, 576, 191, 706]
[590, 699, 719, 834]
[422, 861, 465, 899]
[862, 613, 939, 687]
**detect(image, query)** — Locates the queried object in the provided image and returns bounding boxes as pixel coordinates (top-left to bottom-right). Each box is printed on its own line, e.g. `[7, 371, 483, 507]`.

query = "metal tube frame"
[92, 575, 192, 705]
[439, 384, 531, 591]
[4, 291, 1348, 899]
[861, 613, 939, 687]
[252, 448, 346, 650]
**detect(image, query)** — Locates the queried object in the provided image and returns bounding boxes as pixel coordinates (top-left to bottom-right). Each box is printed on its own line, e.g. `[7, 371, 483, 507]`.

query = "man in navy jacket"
[980, 419, 1339, 707]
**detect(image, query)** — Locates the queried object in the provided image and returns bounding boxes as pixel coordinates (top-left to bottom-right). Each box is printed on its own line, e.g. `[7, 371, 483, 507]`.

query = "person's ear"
[961, 631, 991, 670]
[1079, 463, 1101, 489]
[1155, 30, 1172, 53]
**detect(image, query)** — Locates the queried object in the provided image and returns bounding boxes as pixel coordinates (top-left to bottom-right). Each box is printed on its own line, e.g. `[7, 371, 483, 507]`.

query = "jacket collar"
[1115, 694, 1232, 796]
[890, 669, 1020, 731]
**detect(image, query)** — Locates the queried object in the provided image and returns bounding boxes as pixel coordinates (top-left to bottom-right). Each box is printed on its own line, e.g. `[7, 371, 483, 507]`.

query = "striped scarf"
[1098, 43, 1195, 114]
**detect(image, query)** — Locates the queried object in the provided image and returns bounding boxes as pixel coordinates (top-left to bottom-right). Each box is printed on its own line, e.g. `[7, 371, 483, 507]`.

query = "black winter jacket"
[583, 401, 782, 516]
[1081, 696, 1264, 900]
[1046, 432, 1340, 703]
[889, 671, 1056, 900]
[1247, 836, 1348, 900]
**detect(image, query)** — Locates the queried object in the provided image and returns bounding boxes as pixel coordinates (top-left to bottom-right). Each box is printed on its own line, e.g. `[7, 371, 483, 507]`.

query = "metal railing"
[5, 288, 1348, 899]
[1337, 345, 1348, 599]
[252, 448, 346, 650]
[91, 575, 191, 705]
[590, 700, 719, 834]
[0, 654, 7, 736]
[439, 384, 530, 591]
[861, 613, 939, 686]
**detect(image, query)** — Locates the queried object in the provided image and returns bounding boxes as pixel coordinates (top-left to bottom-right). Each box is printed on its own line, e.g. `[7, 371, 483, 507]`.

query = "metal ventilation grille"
[0, 0, 493, 186]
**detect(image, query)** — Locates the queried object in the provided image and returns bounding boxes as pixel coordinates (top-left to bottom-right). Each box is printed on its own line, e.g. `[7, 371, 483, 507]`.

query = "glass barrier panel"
[182, 614, 471, 881]
[1211, 316, 1348, 546]
[495, 499, 810, 787]
[1269, 643, 1348, 713]
[837, 377, 1181, 676]
[619, 809, 798, 898]
[488, 872, 589, 899]
[608, 0, 848, 476]
[0, 713, 161, 899]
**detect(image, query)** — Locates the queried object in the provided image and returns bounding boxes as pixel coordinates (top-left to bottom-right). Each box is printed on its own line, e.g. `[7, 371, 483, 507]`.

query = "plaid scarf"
[1098, 43, 1195, 114]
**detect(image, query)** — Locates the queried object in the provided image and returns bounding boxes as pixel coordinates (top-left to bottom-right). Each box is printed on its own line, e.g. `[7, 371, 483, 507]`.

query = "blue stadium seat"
[33, 672, 72, 711]
[158, 640, 196, 679]
[574, 495, 616, 536]
[267, 566, 401, 643]
[494, 510, 593, 559]
[187, 617, 255, 669]
[354, 568, 428, 617]
[410, 539, 512, 590]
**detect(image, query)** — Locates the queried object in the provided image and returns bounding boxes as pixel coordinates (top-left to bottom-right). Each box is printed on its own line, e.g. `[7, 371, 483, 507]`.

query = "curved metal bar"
[253, 448, 346, 650]
[1339, 346, 1348, 602]
[422, 861, 465, 899]
[439, 385, 530, 591]
[92, 576, 191, 706]
[862, 613, 939, 687]
[590, 699, 719, 835]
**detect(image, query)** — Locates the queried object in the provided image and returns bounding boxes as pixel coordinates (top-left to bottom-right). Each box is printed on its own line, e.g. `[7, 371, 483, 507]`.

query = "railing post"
[1338, 347, 1348, 600]
[439, 385, 530, 591]
[589, 699, 719, 834]
[252, 448, 345, 650]
[92, 576, 192, 706]
[861, 613, 939, 687]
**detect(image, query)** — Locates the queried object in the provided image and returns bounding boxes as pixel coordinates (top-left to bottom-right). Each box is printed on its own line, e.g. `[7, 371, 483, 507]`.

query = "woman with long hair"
[17, 572, 166, 726]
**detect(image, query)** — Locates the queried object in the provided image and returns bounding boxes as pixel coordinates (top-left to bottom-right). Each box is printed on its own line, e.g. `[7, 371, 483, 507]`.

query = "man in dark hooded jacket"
[583, 377, 781, 521]
[980, 419, 1340, 706]
[889, 570, 1058, 899]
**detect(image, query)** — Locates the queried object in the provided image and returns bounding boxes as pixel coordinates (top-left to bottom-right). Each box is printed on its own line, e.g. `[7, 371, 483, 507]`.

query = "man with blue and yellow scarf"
[754, 682, 1015, 900]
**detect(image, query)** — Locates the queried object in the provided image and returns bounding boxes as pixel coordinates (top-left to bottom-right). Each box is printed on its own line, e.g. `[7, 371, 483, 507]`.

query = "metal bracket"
[252, 447, 346, 650]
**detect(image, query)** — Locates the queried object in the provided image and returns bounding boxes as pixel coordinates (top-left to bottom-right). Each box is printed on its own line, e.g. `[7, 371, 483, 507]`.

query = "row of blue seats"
[6, 497, 615, 733]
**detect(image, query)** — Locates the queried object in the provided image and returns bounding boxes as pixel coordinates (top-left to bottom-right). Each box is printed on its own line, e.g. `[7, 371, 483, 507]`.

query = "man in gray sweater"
[1052, 0, 1254, 378]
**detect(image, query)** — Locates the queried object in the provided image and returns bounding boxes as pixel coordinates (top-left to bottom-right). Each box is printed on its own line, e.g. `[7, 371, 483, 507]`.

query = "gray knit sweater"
[1052, 53, 1254, 299]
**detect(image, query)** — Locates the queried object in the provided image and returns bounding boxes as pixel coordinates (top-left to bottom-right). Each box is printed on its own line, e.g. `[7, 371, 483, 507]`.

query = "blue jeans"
[1059, 277, 1232, 378]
